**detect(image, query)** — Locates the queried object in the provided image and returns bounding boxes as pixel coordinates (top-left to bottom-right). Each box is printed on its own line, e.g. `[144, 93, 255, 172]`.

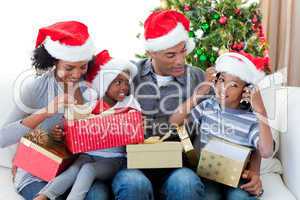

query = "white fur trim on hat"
[91, 59, 138, 99]
[144, 23, 195, 54]
[215, 52, 265, 84]
[44, 36, 95, 62]
[114, 95, 141, 111]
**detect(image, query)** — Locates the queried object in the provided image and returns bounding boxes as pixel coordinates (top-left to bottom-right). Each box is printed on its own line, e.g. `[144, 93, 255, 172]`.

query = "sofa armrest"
[279, 87, 300, 199]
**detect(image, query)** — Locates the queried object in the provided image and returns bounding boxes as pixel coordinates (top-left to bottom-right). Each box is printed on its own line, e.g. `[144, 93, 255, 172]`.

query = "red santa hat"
[215, 51, 269, 84]
[35, 21, 95, 62]
[85, 50, 138, 99]
[144, 10, 195, 53]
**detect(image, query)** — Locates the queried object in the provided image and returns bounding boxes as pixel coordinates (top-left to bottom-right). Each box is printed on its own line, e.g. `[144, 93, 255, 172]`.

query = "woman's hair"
[32, 46, 95, 76]
[31, 45, 58, 71]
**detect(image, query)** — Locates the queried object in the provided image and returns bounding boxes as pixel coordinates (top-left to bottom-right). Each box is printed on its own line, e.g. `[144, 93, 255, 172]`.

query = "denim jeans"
[19, 180, 110, 200]
[204, 179, 258, 200]
[112, 167, 205, 200]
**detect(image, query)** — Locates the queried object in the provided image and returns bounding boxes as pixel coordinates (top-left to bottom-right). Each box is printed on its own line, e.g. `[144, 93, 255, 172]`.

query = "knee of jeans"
[86, 180, 110, 200]
[80, 163, 96, 175]
[166, 168, 204, 189]
[112, 169, 152, 193]
[226, 188, 255, 200]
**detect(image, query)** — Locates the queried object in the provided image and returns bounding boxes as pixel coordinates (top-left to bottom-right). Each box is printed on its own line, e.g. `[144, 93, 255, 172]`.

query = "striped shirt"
[190, 97, 259, 148]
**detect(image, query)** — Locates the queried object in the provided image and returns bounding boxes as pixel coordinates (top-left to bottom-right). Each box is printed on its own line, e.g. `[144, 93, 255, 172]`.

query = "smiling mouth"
[172, 67, 184, 73]
[119, 93, 126, 98]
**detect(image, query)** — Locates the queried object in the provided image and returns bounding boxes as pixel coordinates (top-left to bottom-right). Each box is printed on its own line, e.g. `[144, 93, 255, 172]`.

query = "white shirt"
[154, 73, 173, 87]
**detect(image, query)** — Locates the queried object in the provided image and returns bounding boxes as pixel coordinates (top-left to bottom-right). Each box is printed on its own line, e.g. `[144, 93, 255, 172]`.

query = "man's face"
[148, 41, 187, 77]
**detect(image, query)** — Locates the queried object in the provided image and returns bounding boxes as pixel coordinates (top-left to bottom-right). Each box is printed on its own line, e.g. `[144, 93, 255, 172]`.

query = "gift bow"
[24, 128, 49, 146]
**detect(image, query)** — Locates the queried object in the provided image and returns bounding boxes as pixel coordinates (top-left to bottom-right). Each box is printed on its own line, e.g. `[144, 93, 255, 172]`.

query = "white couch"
[0, 75, 298, 200]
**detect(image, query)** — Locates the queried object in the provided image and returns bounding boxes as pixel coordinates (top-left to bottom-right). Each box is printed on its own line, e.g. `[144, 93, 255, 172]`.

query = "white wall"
[0, 0, 160, 125]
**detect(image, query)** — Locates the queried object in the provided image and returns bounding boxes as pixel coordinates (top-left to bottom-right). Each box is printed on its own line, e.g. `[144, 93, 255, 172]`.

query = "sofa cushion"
[0, 166, 24, 200]
[261, 173, 296, 200]
[279, 87, 300, 199]
[0, 144, 17, 168]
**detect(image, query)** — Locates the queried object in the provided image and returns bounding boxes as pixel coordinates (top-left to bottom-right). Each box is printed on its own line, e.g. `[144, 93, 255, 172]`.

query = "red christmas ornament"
[235, 8, 241, 15]
[231, 43, 238, 50]
[252, 16, 258, 24]
[219, 16, 228, 25]
[184, 5, 191, 11]
[237, 42, 244, 50]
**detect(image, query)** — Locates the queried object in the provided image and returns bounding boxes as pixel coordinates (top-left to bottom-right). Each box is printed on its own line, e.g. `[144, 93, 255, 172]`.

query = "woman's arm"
[0, 88, 74, 148]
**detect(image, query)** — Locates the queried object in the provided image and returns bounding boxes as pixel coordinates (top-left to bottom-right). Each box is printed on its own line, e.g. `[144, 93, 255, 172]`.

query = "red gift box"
[13, 137, 74, 181]
[64, 110, 144, 154]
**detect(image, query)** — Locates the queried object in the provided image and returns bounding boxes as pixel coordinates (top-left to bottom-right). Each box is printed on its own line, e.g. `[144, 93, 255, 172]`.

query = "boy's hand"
[51, 125, 65, 142]
[243, 86, 266, 114]
[240, 169, 263, 196]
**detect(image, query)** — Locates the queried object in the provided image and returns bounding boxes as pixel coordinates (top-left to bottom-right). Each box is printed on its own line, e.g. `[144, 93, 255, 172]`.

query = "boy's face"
[147, 41, 187, 77]
[215, 72, 247, 108]
[106, 71, 130, 102]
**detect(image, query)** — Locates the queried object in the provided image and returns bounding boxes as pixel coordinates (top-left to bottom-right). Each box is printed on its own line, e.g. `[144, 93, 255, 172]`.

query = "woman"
[0, 21, 109, 200]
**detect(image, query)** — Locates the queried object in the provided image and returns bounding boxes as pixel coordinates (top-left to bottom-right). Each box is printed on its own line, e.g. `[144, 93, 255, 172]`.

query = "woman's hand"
[51, 125, 65, 142]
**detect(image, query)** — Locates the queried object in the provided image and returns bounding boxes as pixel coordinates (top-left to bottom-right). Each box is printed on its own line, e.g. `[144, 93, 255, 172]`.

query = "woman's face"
[106, 71, 130, 102]
[55, 60, 88, 83]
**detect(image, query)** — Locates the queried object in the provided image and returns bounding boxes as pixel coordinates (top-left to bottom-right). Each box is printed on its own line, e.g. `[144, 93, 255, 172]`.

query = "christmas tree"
[138, 0, 270, 71]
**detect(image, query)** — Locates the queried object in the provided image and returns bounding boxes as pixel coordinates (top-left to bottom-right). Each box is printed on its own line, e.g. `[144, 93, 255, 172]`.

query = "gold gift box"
[126, 142, 183, 169]
[197, 138, 252, 188]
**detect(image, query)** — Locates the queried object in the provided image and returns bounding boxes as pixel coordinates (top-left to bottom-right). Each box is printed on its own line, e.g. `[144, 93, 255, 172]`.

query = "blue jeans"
[112, 167, 205, 200]
[204, 179, 258, 200]
[19, 180, 110, 200]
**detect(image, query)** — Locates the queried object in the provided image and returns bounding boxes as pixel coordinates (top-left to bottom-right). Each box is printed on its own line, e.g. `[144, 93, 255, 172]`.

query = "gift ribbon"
[177, 126, 199, 169]
[22, 128, 72, 162]
[24, 128, 49, 147]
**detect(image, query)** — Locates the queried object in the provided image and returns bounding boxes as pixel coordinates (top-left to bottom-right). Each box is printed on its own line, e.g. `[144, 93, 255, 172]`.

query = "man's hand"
[204, 67, 217, 83]
[240, 169, 263, 196]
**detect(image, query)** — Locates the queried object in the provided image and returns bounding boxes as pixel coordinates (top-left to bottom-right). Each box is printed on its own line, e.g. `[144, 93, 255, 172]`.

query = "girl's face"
[106, 71, 130, 102]
[55, 60, 88, 83]
[215, 72, 247, 109]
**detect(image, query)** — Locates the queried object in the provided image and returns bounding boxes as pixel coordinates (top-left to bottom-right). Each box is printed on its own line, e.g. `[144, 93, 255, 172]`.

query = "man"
[111, 10, 263, 200]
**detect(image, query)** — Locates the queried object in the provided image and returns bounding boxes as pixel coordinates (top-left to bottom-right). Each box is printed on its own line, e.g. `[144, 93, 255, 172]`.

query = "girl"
[35, 50, 140, 200]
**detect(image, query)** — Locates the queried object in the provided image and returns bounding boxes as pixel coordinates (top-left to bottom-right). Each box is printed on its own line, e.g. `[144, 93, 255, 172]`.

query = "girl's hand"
[51, 125, 65, 142]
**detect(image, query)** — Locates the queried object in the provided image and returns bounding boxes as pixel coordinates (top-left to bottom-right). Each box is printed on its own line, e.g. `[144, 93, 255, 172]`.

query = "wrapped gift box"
[64, 109, 144, 154]
[13, 132, 74, 181]
[197, 138, 252, 187]
[127, 141, 183, 169]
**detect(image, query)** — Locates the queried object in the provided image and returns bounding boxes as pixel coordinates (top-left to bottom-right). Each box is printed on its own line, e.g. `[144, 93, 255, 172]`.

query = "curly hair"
[32, 46, 95, 75]
[31, 45, 58, 71]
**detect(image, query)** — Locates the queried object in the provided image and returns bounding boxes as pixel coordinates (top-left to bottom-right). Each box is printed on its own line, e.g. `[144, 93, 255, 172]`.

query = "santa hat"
[215, 51, 268, 84]
[144, 10, 195, 53]
[85, 50, 138, 99]
[35, 21, 95, 62]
